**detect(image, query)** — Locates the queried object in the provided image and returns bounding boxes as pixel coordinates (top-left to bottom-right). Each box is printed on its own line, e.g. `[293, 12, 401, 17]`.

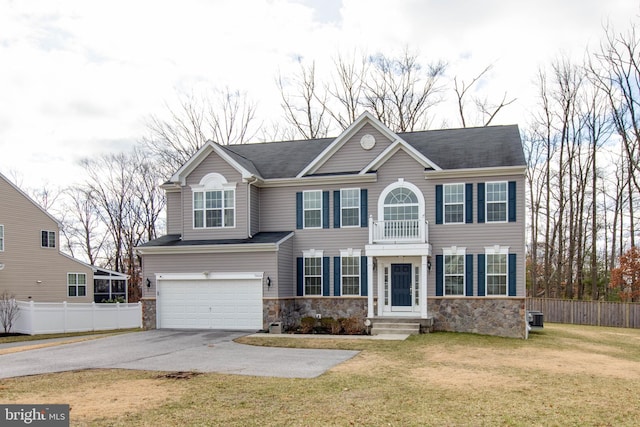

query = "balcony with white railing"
[368, 215, 429, 244]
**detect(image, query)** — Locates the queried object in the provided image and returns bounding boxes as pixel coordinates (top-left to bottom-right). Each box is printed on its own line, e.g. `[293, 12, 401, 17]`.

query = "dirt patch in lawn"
[2, 373, 186, 423]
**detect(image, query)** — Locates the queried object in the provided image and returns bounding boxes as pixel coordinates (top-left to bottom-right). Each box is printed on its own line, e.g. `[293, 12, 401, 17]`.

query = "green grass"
[2, 324, 640, 426]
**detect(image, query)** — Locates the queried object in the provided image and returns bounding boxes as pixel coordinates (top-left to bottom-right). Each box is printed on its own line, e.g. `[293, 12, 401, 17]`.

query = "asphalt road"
[0, 330, 359, 379]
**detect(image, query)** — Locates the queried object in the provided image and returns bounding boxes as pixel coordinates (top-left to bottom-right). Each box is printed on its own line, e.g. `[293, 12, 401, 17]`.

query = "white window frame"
[41, 230, 56, 248]
[486, 181, 508, 223]
[340, 188, 360, 227]
[485, 245, 509, 296]
[443, 183, 465, 224]
[302, 249, 323, 296]
[303, 190, 323, 229]
[443, 246, 466, 296]
[191, 173, 236, 229]
[0, 224, 4, 251]
[68, 272, 87, 297]
[340, 249, 361, 296]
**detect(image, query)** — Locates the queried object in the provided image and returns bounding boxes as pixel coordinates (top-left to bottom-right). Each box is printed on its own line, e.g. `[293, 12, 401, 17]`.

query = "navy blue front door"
[391, 264, 412, 306]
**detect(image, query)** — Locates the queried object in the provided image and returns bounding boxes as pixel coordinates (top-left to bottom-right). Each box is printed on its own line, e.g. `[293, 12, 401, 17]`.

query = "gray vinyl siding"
[0, 176, 94, 302]
[182, 154, 249, 240]
[251, 184, 260, 236]
[165, 190, 182, 235]
[276, 236, 294, 297]
[142, 251, 277, 298]
[315, 123, 393, 175]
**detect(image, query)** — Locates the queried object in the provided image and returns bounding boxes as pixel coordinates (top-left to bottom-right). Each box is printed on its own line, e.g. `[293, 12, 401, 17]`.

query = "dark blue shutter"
[296, 257, 304, 296]
[435, 255, 443, 296]
[322, 257, 330, 296]
[508, 253, 517, 296]
[360, 189, 368, 227]
[508, 181, 516, 222]
[477, 183, 485, 223]
[465, 183, 473, 224]
[477, 254, 485, 296]
[435, 185, 443, 224]
[334, 191, 341, 228]
[360, 256, 368, 296]
[322, 191, 330, 229]
[334, 257, 341, 296]
[296, 192, 303, 229]
[465, 254, 473, 296]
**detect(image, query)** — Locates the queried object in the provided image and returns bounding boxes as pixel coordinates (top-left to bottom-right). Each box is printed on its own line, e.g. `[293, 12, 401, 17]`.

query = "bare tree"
[277, 60, 331, 139]
[143, 88, 259, 177]
[325, 51, 369, 129]
[364, 48, 446, 132]
[0, 291, 19, 334]
[454, 64, 516, 127]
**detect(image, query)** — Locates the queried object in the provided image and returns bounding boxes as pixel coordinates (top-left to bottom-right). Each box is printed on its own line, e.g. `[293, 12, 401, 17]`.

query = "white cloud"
[0, 0, 638, 190]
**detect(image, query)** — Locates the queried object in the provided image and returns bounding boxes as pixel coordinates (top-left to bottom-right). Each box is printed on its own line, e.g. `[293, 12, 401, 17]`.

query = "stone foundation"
[428, 297, 526, 338]
[264, 297, 367, 331]
[141, 297, 157, 330]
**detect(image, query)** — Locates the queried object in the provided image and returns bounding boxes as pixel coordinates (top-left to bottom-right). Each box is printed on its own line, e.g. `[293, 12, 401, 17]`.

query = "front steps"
[369, 317, 433, 335]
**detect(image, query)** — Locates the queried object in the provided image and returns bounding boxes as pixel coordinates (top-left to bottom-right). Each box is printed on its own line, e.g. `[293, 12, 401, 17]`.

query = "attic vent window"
[360, 134, 376, 150]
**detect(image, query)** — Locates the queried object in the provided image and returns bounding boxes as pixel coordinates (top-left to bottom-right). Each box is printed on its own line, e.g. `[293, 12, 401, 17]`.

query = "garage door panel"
[158, 278, 263, 330]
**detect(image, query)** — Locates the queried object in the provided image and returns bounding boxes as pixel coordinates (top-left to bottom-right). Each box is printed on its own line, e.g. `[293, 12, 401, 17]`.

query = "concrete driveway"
[0, 330, 359, 379]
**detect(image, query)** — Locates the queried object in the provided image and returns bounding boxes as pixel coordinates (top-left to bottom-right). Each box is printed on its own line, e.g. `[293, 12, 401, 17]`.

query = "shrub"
[320, 317, 341, 334]
[340, 316, 364, 335]
[300, 316, 317, 334]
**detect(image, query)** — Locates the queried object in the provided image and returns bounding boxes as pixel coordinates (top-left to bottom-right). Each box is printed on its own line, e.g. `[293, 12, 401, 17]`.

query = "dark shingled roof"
[139, 231, 293, 247]
[222, 125, 524, 179]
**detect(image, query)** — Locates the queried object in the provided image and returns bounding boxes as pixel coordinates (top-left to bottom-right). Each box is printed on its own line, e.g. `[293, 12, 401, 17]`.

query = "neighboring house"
[0, 172, 127, 303]
[137, 112, 527, 338]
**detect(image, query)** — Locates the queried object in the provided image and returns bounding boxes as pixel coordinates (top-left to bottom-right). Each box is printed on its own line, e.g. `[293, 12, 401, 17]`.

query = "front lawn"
[1, 324, 639, 426]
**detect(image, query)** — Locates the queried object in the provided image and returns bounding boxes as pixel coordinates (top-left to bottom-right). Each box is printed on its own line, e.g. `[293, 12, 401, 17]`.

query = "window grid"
[414, 266, 420, 305]
[193, 189, 235, 228]
[486, 182, 507, 222]
[486, 253, 507, 295]
[444, 183, 464, 223]
[384, 267, 389, 306]
[68, 273, 87, 297]
[304, 257, 322, 295]
[303, 191, 322, 228]
[444, 254, 465, 295]
[341, 256, 360, 295]
[341, 189, 360, 227]
[41, 230, 55, 248]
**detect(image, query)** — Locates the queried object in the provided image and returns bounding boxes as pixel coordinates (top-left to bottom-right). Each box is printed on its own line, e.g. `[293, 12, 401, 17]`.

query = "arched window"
[383, 187, 419, 221]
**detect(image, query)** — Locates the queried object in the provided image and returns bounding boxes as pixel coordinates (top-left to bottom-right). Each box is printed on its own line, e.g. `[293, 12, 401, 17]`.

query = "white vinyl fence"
[11, 301, 142, 335]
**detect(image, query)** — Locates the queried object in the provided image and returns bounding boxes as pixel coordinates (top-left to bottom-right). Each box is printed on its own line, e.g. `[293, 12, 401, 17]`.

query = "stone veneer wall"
[141, 297, 157, 330]
[428, 297, 527, 339]
[264, 297, 367, 331]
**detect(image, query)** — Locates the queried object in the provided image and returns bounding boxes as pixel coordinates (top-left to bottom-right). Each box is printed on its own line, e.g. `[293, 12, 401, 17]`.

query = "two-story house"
[0, 172, 128, 303]
[137, 112, 527, 338]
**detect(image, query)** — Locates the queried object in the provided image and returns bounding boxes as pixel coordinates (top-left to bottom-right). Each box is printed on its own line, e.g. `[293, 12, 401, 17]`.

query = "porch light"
[146, 278, 151, 288]
[267, 276, 271, 288]
[427, 260, 432, 271]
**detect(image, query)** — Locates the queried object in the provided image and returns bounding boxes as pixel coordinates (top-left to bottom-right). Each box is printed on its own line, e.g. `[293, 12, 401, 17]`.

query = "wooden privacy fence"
[527, 298, 640, 328]
[11, 300, 142, 335]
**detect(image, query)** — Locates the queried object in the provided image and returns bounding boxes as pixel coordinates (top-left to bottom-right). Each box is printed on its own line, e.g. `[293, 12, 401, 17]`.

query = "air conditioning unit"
[527, 310, 544, 329]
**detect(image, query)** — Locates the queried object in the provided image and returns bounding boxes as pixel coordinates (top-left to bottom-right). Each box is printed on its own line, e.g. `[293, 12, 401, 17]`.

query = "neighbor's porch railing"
[368, 215, 429, 244]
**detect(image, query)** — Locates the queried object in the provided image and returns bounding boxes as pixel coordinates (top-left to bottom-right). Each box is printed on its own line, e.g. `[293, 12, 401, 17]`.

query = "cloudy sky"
[0, 0, 637, 190]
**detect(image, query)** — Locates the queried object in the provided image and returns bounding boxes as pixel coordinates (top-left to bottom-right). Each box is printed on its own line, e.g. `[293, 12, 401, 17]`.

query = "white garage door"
[157, 274, 263, 330]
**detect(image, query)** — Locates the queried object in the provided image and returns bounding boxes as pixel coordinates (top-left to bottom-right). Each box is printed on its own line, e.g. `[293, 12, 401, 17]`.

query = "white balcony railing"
[368, 216, 429, 244]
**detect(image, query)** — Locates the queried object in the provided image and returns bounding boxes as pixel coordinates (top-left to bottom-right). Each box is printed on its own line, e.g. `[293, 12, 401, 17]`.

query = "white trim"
[297, 111, 398, 178]
[360, 139, 441, 174]
[40, 230, 56, 248]
[378, 179, 425, 223]
[485, 181, 508, 223]
[443, 183, 465, 224]
[365, 243, 432, 257]
[302, 190, 323, 229]
[259, 173, 377, 188]
[301, 252, 323, 297]
[425, 165, 526, 179]
[339, 248, 362, 258]
[169, 141, 255, 185]
[192, 187, 236, 229]
[156, 272, 264, 281]
[484, 246, 509, 297]
[442, 249, 466, 297]
[0, 224, 4, 252]
[339, 253, 361, 296]
[340, 188, 361, 228]
[302, 249, 324, 258]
